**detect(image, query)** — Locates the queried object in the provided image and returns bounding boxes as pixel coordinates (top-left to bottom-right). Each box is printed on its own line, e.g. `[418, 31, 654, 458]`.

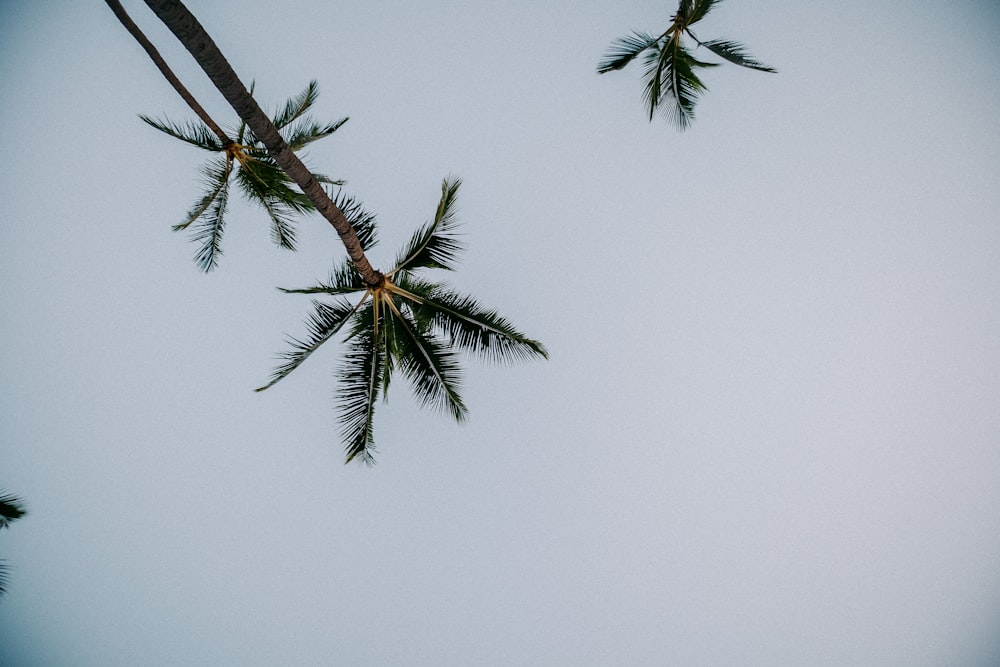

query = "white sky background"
[2, 0, 999, 664]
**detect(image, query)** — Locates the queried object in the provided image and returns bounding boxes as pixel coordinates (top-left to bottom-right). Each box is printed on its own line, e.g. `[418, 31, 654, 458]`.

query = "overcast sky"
[2, 1, 999, 665]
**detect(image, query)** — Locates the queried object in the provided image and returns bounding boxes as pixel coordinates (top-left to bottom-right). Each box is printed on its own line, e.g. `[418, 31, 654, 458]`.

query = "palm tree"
[256, 178, 548, 464]
[111, 1, 547, 461]
[141, 82, 347, 271]
[0, 491, 27, 598]
[598, 0, 776, 129]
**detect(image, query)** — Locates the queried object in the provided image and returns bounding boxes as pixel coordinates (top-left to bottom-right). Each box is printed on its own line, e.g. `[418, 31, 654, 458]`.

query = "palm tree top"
[141, 81, 348, 271]
[598, 0, 776, 129]
[256, 178, 547, 464]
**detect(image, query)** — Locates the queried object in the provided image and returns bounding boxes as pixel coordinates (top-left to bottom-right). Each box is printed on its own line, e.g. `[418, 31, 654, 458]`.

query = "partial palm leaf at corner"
[0, 492, 26, 530]
[0, 490, 27, 598]
[643, 38, 715, 128]
[258, 177, 547, 464]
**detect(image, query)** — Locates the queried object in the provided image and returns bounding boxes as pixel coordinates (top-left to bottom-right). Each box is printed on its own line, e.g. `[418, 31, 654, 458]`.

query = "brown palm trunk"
[142, 0, 384, 288]
[105, 0, 230, 146]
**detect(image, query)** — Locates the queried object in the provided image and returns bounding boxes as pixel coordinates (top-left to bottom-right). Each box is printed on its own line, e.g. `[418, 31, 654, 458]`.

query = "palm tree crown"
[598, 0, 776, 129]
[256, 178, 548, 464]
[142, 81, 346, 271]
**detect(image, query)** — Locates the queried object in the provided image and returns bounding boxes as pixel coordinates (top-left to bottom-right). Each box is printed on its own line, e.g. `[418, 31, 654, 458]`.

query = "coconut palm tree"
[0, 491, 27, 598]
[598, 0, 776, 129]
[255, 178, 548, 464]
[113, 1, 547, 461]
[141, 81, 347, 271]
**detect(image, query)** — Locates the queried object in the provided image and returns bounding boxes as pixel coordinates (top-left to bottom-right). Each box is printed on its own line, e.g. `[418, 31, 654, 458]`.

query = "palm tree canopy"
[598, 0, 776, 128]
[141, 81, 347, 271]
[256, 178, 547, 464]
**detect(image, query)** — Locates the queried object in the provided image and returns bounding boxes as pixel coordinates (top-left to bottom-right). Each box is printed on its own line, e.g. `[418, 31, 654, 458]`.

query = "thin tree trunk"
[104, 0, 230, 146]
[141, 0, 384, 288]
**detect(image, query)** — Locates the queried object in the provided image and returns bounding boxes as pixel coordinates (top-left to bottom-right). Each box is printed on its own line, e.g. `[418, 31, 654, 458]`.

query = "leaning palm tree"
[256, 178, 547, 464]
[111, 0, 547, 461]
[141, 81, 347, 271]
[598, 0, 776, 129]
[0, 491, 27, 598]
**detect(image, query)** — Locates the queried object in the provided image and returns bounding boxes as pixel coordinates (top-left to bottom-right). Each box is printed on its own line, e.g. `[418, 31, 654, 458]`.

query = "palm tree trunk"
[105, 0, 230, 146]
[141, 0, 384, 288]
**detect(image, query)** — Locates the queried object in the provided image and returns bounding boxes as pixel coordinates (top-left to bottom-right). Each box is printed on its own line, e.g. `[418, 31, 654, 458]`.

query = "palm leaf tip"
[391, 177, 465, 275]
[699, 38, 776, 72]
[597, 31, 658, 73]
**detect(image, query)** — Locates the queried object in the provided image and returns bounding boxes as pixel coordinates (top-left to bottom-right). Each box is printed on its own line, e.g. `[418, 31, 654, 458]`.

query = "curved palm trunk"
[142, 0, 384, 288]
[105, 0, 229, 146]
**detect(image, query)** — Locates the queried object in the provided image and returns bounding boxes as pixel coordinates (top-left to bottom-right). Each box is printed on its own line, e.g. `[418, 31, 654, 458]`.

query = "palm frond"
[189, 162, 231, 271]
[684, 0, 722, 25]
[390, 178, 464, 276]
[272, 80, 320, 130]
[642, 37, 712, 128]
[235, 160, 304, 250]
[278, 258, 369, 297]
[397, 277, 549, 363]
[694, 36, 777, 72]
[328, 189, 379, 251]
[0, 492, 26, 530]
[174, 156, 231, 231]
[384, 295, 466, 422]
[597, 31, 659, 74]
[139, 115, 224, 150]
[338, 303, 383, 465]
[255, 297, 365, 392]
[283, 118, 349, 151]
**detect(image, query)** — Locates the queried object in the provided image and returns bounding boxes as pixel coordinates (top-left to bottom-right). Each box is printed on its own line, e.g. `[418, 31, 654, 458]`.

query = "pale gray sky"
[2, 1, 999, 665]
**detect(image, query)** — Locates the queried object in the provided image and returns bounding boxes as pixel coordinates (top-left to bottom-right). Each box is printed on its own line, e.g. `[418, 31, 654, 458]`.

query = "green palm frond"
[272, 80, 320, 130]
[390, 178, 464, 276]
[277, 258, 369, 297]
[139, 115, 224, 150]
[174, 156, 231, 232]
[234, 162, 299, 250]
[694, 37, 777, 72]
[255, 297, 364, 392]
[190, 160, 231, 271]
[328, 189, 379, 251]
[338, 303, 383, 465]
[597, 31, 659, 74]
[384, 293, 466, 421]
[283, 118, 349, 151]
[397, 276, 549, 363]
[643, 37, 715, 127]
